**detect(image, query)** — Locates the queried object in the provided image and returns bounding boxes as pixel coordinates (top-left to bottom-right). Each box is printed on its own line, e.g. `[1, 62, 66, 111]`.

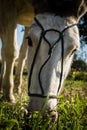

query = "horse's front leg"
[0, 42, 6, 92]
[14, 27, 28, 94]
[1, 26, 18, 103]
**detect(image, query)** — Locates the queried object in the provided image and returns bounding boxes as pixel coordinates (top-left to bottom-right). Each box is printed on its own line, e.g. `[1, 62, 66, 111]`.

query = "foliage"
[0, 77, 87, 130]
[58, 94, 87, 130]
[79, 13, 87, 43]
[68, 70, 87, 81]
[72, 59, 87, 71]
[76, 13, 87, 62]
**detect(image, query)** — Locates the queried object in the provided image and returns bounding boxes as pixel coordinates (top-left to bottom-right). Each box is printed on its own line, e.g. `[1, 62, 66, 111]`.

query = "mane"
[32, 0, 77, 17]
[32, 0, 87, 21]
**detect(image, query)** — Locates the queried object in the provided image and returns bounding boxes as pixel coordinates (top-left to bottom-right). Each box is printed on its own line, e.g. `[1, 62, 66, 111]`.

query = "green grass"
[0, 76, 87, 130]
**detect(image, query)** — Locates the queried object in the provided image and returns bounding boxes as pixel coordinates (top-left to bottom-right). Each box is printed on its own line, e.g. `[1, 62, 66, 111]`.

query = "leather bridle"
[28, 17, 77, 99]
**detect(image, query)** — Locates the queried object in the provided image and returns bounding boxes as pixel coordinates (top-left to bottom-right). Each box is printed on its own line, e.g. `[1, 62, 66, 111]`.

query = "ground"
[0, 71, 87, 130]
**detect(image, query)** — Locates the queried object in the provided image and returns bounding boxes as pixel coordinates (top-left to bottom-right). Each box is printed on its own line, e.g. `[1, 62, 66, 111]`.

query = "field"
[0, 73, 87, 130]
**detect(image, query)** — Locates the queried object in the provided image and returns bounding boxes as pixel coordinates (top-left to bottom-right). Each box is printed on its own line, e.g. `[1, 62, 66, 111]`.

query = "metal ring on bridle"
[28, 17, 77, 99]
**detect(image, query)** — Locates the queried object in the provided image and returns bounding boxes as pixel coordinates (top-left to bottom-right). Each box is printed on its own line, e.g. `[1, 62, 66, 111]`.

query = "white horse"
[27, 4, 87, 119]
[0, 0, 34, 102]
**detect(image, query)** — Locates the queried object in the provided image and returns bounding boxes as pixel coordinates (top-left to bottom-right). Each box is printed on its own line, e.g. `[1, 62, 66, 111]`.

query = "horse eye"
[26, 36, 33, 47]
[70, 49, 77, 57]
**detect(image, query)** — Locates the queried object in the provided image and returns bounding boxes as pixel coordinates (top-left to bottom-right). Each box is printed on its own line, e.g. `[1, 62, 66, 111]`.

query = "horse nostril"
[50, 111, 58, 122]
[43, 110, 58, 122]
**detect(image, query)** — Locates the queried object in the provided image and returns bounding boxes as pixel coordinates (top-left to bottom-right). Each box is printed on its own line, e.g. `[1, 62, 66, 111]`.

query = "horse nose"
[50, 111, 58, 122]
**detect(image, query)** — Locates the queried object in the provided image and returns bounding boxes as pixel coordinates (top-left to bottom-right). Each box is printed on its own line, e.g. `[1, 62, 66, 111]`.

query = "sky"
[17, 24, 25, 50]
[76, 43, 87, 63]
[0, 24, 87, 63]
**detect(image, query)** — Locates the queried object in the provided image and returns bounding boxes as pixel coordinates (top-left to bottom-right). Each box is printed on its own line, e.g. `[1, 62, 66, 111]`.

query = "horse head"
[27, 0, 87, 120]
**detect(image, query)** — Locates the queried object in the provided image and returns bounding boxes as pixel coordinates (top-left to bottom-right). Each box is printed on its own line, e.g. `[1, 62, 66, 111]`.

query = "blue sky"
[77, 43, 87, 63]
[17, 24, 25, 50]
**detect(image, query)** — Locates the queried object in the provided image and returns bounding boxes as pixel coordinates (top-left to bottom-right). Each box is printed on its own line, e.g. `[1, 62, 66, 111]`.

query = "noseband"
[28, 17, 77, 99]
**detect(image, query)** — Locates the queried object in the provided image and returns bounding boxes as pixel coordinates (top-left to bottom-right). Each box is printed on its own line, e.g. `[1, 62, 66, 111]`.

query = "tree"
[72, 58, 87, 71]
[74, 13, 87, 62]
[79, 13, 87, 43]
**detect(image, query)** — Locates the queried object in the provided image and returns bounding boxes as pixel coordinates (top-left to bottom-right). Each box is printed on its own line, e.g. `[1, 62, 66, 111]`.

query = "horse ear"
[76, 0, 87, 20]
